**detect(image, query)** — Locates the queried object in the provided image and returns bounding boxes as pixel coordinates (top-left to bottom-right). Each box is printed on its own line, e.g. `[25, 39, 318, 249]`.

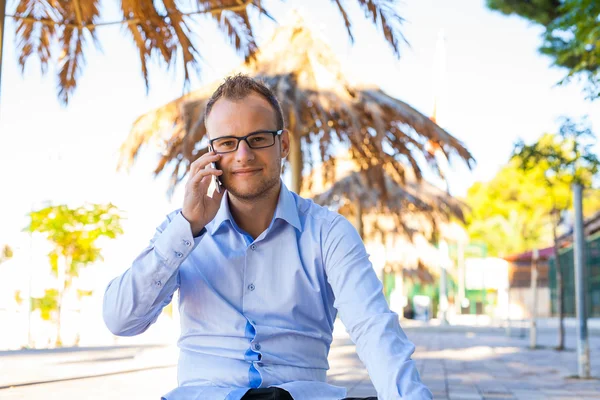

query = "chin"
[227, 176, 279, 200]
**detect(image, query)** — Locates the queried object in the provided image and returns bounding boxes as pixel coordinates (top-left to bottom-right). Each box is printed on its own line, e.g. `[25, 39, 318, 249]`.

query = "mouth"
[232, 168, 262, 176]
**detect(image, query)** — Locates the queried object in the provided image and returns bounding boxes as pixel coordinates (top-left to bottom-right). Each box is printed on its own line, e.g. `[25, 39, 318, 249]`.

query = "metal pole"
[529, 248, 539, 349]
[0, 0, 6, 106]
[438, 241, 448, 325]
[457, 241, 465, 316]
[506, 259, 512, 336]
[573, 183, 590, 378]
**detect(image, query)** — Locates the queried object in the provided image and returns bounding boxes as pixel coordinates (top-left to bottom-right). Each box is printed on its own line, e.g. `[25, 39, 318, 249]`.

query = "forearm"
[324, 215, 431, 399]
[350, 312, 432, 399]
[102, 249, 179, 336]
[103, 211, 204, 336]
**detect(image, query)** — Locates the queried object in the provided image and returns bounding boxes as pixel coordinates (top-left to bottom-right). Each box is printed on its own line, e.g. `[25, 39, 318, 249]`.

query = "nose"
[234, 139, 255, 162]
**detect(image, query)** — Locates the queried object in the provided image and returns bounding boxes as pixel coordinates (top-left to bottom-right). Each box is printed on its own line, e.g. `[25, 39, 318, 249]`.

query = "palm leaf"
[10, 0, 410, 104]
[120, 18, 474, 200]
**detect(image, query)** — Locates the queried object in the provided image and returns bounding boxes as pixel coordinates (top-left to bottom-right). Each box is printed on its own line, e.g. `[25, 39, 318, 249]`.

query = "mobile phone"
[208, 145, 222, 193]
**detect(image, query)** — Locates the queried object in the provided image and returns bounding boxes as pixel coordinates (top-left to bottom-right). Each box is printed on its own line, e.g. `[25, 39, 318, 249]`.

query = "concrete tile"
[448, 393, 482, 400]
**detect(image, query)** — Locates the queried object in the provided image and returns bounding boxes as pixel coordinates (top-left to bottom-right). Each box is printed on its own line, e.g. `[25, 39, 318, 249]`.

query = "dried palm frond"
[312, 169, 431, 214]
[9, 0, 405, 104]
[119, 17, 475, 197]
[312, 164, 467, 242]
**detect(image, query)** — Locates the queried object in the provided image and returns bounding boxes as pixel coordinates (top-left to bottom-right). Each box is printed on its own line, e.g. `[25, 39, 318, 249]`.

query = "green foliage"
[486, 0, 562, 25]
[466, 124, 599, 257]
[466, 160, 555, 257]
[25, 203, 124, 287]
[487, 0, 600, 99]
[0, 244, 13, 265]
[513, 118, 600, 188]
[25, 203, 124, 345]
[31, 289, 59, 321]
[14, 290, 23, 306]
[164, 302, 174, 318]
[76, 289, 93, 300]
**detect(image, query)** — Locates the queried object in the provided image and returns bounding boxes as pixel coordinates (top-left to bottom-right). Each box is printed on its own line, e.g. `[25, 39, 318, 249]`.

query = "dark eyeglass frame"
[208, 129, 284, 154]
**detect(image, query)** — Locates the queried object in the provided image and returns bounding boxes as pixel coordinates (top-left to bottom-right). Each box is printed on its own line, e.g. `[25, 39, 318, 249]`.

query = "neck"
[228, 181, 282, 240]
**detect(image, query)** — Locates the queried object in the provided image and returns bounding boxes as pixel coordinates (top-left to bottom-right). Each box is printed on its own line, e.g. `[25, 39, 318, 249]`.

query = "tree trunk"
[288, 112, 302, 194]
[553, 221, 565, 351]
[356, 201, 364, 239]
[56, 292, 63, 347]
[55, 255, 68, 347]
[529, 249, 538, 349]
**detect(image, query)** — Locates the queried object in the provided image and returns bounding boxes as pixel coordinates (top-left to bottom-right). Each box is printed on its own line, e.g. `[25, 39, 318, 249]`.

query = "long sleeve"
[323, 215, 432, 400]
[103, 210, 206, 336]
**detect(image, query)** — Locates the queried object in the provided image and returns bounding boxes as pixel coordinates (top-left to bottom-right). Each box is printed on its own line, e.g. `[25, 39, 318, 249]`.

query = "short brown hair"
[204, 74, 285, 130]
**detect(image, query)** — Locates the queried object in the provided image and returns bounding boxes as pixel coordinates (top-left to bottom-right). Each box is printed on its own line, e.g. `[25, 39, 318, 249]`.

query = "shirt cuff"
[153, 211, 205, 269]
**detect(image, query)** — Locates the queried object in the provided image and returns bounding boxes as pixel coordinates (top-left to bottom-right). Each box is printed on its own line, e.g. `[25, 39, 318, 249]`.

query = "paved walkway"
[411, 328, 600, 400]
[1, 320, 599, 399]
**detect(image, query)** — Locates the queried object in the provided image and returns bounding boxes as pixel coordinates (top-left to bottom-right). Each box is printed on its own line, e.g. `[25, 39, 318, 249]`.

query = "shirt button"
[251, 244, 256, 251]
[176, 252, 183, 258]
[156, 280, 162, 286]
[183, 240, 191, 246]
[248, 283, 255, 291]
[254, 343, 261, 351]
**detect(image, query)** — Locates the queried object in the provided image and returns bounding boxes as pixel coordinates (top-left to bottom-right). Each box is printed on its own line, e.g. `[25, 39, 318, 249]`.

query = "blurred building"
[503, 247, 554, 319]
[463, 257, 510, 318]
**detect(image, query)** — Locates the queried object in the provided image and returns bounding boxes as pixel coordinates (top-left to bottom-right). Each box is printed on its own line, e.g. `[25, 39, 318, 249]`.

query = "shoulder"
[291, 192, 358, 240]
[292, 191, 340, 228]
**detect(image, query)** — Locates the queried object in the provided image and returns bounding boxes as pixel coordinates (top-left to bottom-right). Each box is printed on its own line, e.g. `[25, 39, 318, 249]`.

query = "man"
[103, 74, 432, 400]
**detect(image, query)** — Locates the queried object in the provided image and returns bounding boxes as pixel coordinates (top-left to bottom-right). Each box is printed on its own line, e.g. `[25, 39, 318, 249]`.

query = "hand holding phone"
[181, 149, 224, 236]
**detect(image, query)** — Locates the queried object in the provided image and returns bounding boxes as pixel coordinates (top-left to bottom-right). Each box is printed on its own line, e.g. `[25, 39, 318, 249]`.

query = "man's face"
[206, 93, 289, 201]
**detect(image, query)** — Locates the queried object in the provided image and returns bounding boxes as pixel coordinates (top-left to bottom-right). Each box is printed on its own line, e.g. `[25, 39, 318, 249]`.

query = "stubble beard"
[226, 157, 281, 201]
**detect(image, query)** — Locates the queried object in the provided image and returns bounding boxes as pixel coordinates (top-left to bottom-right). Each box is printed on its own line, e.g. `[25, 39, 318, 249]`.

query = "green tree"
[512, 117, 599, 350]
[31, 289, 59, 321]
[465, 160, 555, 258]
[487, 0, 600, 99]
[25, 203, 124, 346]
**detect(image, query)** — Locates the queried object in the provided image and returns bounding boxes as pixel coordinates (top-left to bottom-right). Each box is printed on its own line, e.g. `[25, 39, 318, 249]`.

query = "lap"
[241, 388, 376, 400]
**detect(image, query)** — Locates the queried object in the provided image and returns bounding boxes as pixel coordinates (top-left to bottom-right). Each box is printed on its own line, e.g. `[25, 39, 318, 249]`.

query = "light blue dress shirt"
[103, 181, 432, 400]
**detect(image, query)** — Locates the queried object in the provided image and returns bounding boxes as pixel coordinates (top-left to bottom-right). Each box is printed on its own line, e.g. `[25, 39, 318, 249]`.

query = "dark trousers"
[241, 387, 376, 400]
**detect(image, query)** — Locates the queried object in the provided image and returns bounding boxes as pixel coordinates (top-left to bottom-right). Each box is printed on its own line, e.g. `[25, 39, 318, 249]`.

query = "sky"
[0, 0, 599, 346]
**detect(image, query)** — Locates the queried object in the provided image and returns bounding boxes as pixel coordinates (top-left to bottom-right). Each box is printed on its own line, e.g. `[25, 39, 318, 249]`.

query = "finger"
[190, 153, 221, 175]
[185, 167, 220, 188]
[190, 168, 223, 185]
[190, 156, 219, 177]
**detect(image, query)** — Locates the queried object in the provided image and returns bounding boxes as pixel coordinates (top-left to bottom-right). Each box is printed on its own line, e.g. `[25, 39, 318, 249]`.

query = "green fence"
[548, 233, 600, 317]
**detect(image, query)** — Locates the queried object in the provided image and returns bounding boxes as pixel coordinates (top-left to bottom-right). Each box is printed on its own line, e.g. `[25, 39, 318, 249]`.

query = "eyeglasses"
[209, 130, 283, 154]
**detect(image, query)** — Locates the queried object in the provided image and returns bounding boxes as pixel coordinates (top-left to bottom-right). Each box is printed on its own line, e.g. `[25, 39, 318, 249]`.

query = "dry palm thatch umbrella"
[1, 0, 405, 104]
[312, 164, 467, 241]
[312, 167, 431, 239]
[119, 16, 475, 197]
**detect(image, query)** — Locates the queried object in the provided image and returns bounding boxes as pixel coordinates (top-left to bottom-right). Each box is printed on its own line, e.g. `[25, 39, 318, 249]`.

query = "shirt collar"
[208, 180, 301, 235]
[273, 180, 302, 232]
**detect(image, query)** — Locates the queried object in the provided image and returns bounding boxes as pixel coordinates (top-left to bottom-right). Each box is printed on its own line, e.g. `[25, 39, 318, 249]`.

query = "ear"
[280, 129, 291, 159]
